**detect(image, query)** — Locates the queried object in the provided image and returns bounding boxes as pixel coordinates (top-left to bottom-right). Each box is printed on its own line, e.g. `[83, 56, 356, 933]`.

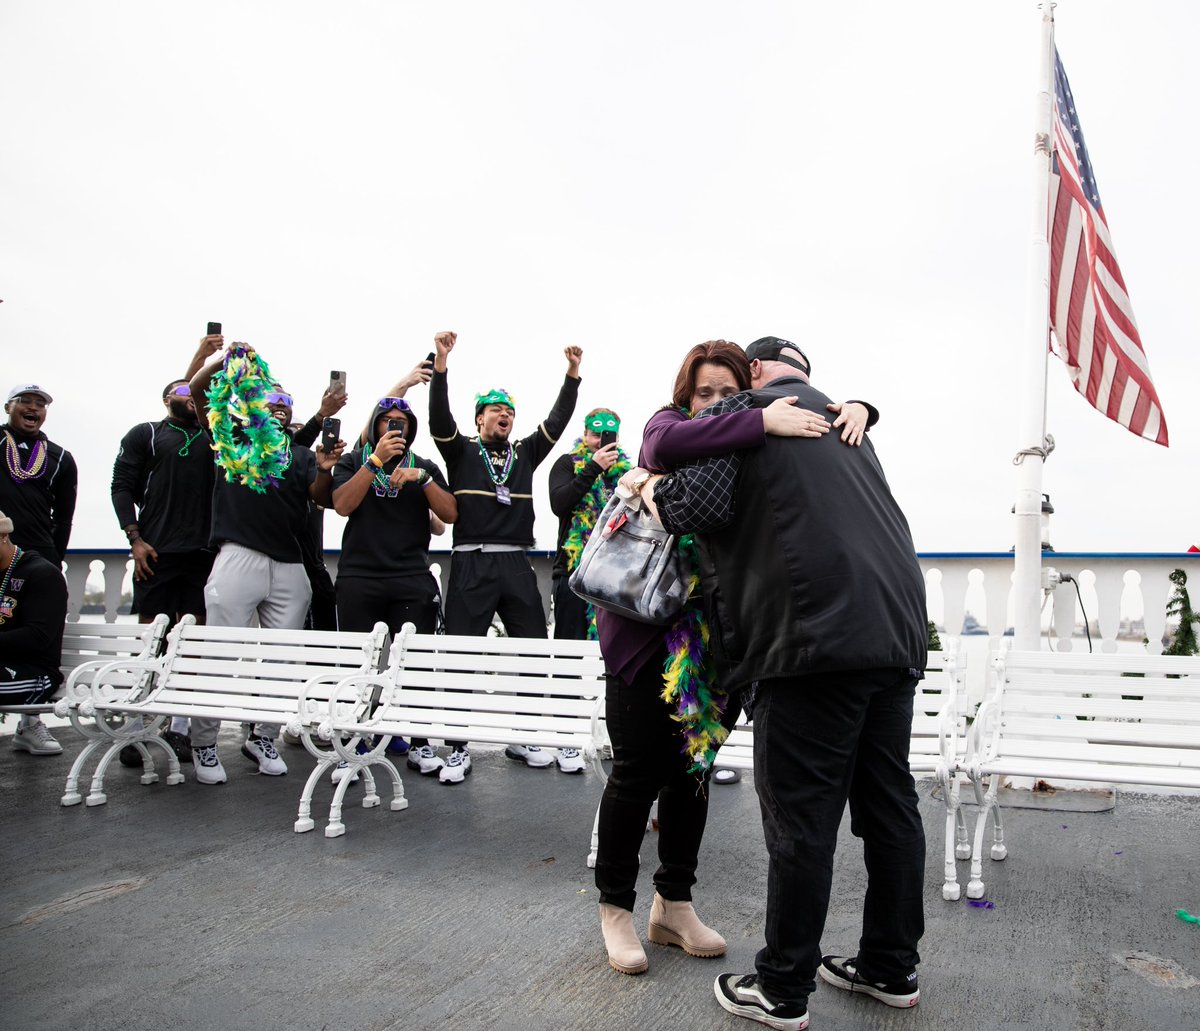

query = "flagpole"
[1012, 3, 1057, 649]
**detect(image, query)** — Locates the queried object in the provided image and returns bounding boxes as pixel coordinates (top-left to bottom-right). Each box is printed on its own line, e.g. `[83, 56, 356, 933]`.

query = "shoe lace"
[29, 721, 52, 742]
[447, 750, 467, 767]
[256, 737, 280, 760]
[195, 745, 219, 767]
[560, 747, 579, 758]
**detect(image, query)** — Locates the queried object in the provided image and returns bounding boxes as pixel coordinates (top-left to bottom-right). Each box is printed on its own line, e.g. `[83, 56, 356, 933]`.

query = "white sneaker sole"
[13, 737, 62, 756]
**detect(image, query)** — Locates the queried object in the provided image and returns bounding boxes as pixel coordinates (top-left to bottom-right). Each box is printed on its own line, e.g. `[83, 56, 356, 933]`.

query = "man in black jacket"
[654, 337, 927, 1031]
[1, 385, 77, 569]
[547, 408, 627, 641]
[1, 509, 67, 756]
[428, 330, 581, 781]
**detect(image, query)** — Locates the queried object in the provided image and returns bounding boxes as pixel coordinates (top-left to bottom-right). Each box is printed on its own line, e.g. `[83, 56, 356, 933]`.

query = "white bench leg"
[966, 773, 999, 899]
[937, 769, 962, 901]
[294, 760, 332, 833]
[325, 772, 357, 838]
[366, 759, 408, 813]
[989, 803, 1008, 861]
[61, 739, 104, 806]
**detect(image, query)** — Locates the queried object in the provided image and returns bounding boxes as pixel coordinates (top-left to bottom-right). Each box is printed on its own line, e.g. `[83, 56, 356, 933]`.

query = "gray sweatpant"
[190, 542, 312, 747]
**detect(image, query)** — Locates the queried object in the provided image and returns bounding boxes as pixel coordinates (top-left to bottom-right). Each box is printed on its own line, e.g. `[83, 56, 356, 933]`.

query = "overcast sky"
[3, 0, 1197, 554]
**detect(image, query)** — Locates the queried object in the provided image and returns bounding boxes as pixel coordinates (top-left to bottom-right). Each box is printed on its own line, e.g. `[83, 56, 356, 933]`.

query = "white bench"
[309, 627, 607, 838]
[587, 649, 969, 874]
[0, 616, 170, 722]
[958, 648, 1200, 900]
[67, 617, 390, 810]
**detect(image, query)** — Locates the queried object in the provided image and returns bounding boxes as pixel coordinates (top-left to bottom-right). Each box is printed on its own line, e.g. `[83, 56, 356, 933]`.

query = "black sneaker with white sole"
[714, 973, 809, 1030]
[817, 955, 919, 1008]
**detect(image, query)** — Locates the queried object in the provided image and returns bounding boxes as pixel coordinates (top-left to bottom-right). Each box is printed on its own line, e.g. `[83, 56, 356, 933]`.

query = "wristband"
[418, 469, 432, 487]
[368, 453, 384, 469]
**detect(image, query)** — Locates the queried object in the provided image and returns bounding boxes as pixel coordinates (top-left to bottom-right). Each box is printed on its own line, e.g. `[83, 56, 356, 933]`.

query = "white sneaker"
[331, 759, 361, 785]
[556, 747, 586, 774]
[12, 719, 62, 755]
[439, 749, 472, 784]
[406, 744, 444, 775]
[241, 736, 288, 776]
[504, 744, 554, 769]
[192, 744, 228, 785]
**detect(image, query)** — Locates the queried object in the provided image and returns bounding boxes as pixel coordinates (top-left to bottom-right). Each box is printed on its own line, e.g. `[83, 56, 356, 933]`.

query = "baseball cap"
[6, 383, 54, 404]
[744, 337, 810, 377]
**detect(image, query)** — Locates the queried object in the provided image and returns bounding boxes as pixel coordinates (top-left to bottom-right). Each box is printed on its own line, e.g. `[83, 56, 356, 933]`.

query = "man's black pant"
[551, 574, 589, 640]
[751, 669, 925, 1006]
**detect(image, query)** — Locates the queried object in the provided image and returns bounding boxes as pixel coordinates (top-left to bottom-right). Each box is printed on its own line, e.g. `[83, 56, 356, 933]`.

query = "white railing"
[65, 550, 1199, 656]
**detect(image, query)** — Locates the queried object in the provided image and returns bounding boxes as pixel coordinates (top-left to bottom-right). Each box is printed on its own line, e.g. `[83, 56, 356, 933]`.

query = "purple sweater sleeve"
[638, 407, 765, 472]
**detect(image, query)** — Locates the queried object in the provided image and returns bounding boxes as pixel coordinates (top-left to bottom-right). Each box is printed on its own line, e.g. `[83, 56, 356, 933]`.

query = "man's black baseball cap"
[744, 337, 810, 377]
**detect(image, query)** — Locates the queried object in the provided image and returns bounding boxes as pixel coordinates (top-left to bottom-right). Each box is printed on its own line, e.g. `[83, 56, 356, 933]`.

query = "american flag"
[1048, 47, 1167, 446]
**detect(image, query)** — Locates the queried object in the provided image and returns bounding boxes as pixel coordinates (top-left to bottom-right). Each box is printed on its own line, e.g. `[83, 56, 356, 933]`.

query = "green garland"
[205, 345, 293, 494]
[561, 437, 632, 639]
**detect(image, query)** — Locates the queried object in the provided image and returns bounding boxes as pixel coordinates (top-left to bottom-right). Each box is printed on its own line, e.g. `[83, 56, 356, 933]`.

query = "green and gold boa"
[562, 438, 632, 639]
[205, 345, 292, 493]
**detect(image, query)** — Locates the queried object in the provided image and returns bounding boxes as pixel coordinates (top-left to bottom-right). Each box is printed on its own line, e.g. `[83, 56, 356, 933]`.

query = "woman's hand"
[762, 397, 831, 438]
[827, 401, 869, 446]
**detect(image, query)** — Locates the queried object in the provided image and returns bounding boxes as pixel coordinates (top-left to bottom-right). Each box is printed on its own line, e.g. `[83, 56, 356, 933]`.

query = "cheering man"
[427, 330, 581, 782]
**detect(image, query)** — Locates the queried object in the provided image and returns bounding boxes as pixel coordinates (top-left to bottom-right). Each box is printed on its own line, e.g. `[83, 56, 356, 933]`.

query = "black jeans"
[594, 660, 736, 912]
[751, 670, 925, 1006]
[551, 575, 589, 640]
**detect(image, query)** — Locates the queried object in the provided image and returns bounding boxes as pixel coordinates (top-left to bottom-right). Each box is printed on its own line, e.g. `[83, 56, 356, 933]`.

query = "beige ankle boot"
[646, 892, 727, 957]
[599, 903, 648, 974]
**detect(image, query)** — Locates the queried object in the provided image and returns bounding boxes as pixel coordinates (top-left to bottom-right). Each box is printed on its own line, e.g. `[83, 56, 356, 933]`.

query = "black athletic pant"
[594, 660, 738, 912]
[750, 669, 925, 1007]
[551, 574, 589, 640]
[336, 573, 441, 748]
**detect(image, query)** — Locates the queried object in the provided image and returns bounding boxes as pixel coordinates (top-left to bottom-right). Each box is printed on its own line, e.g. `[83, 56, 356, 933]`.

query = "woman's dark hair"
[670, 340, 750, 410]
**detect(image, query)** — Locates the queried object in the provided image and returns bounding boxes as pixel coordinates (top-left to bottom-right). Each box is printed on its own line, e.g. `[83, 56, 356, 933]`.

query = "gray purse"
[568, 471, 692, 624]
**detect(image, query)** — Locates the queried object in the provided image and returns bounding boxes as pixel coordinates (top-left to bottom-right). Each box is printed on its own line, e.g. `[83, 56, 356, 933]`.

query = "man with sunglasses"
[1, 383, 77, 569]
[186, 346, 345, 785]
[110, 373, 218, 764]
[427, 330, 582, 783]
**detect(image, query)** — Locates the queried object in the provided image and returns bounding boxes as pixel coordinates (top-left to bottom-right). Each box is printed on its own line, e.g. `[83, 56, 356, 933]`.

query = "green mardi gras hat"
[474, 389, 516, 415]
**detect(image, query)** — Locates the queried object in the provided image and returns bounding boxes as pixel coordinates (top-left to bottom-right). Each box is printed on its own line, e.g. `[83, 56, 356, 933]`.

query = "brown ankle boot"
[599, 903, 648, 974]
[646, 892, 727, 957]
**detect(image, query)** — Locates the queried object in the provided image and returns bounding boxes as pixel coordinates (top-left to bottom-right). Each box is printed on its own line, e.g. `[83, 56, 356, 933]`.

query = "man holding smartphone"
[428, 330, 582, 782]
[548, 408, 629, 649]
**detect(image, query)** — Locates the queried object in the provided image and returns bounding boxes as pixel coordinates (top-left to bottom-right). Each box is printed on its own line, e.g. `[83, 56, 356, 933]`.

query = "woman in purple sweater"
[593, 340, 873, 976]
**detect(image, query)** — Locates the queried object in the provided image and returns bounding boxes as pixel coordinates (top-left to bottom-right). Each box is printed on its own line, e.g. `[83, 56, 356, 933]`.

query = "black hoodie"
[331, 400, 449, 579]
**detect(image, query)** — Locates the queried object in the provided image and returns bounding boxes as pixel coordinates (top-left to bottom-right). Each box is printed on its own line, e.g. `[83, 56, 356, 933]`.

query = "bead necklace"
[3, 430, 47, 482]
[361, 444, 413, 497]
[0, 545, 22, 618]
[476, 437, 514, 485]
[167, 422, 204, 457]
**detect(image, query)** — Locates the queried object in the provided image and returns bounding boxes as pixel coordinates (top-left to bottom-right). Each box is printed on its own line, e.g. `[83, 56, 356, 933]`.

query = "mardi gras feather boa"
[561, 438, 632, 639]
[661, 532, 729, 774]
[205, 345, 293, 493]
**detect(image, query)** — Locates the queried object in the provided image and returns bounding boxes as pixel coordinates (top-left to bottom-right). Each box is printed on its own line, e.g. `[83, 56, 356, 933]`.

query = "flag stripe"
[1047, 47, 1167, 446]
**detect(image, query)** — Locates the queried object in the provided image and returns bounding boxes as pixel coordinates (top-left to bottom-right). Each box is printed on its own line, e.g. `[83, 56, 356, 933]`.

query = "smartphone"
[207, 321, 221, 336]
[329, 370, 346, 396]
[600, 430, 618, 448]
[321, 417, 341, 453]
[425, 351, 436, 365]
[387, 418, 404, 435]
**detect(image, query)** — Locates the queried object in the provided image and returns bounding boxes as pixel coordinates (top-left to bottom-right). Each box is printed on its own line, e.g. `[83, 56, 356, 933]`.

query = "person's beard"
[168, 399, 197, 424]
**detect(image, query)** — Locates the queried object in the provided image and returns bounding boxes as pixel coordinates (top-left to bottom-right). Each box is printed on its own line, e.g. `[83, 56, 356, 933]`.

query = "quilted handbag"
[568, 471, 692, 624]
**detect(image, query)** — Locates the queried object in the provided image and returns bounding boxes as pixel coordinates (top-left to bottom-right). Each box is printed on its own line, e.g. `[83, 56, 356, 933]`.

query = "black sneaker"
[118, 744, 142, 768]
[817, 955, 919, 1008]
[714, 973, 809, 1030]
[160, 730, 193, 763]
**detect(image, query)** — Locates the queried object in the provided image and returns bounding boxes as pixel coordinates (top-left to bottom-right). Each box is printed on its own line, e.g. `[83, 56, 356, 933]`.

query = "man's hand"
[762, 397, 831, 438]
[434, 331, 456, 358]
[374, 430, 407, 463]
[564, 345, 583, 378]
[399, 358, 434, 391]
[389, 465, 424, 488]
[827, 402, 869, 446]
[196, 334, 223, 360]
[315, 440, 345, 471]
[131, 539, 159, 581]
[318, 387, 349, 418]
[592, 442, 620, 471]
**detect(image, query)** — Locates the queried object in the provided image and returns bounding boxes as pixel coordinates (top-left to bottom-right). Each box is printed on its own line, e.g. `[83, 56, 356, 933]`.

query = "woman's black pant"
[594, 658, 737, 912]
